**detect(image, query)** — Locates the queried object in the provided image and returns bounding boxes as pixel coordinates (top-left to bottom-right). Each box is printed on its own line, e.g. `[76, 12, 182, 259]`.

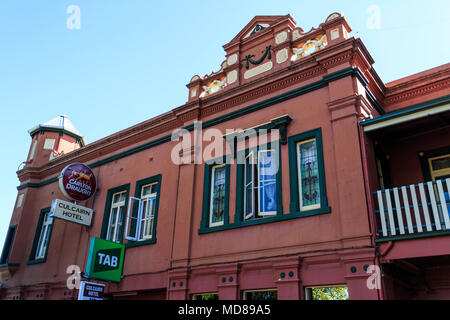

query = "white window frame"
[139, 183, 158, 240]
[257, 149, 277, 217]
[209, 164, 226, 227]
[124, 196, 141, 242]
[106, 191, 126, 243]
[244, 152, 256, 220]
[125, 183, 159, 241]
[244, 150, 277, 220]
[297, 138, 321, 212]
[35, 212, 53, 259]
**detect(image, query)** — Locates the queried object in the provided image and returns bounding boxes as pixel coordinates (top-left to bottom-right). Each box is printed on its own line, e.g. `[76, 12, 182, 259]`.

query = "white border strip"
[363, 103, 450, 132]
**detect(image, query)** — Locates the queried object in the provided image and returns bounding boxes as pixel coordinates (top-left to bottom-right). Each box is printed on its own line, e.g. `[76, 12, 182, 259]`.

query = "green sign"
[85, 237, 125, 282]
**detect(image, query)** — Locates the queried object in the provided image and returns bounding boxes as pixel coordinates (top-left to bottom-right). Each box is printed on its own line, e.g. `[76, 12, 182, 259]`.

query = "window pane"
[259, 150, 277, 181]
[431, 155, 450, 171]
[192, 293, 219, 300]
[259, 181, 277, 213]
[140, 198, 155, 239]
[142, 184, 156, 197]
[117, 206, 124, 228]
[107, 206, 117, 241]
[244, 290, 277, 300]
[245, 185, 254, 219]
[142, 185, 150, 196]
[298, 140, 320, 208]
[36, 225, 48, 258]
[108, 204, 124, 243]
[113, 192, 126, 204]
[245, 154, 255, 219]
[139, 201, 148, 239]
[259, 151, 277, 214]
[307, 286, 349, 300]
[44, 213, 53, 223]
[36, 214, 53, 259]
[109, 207, 118, 227]
[210, 166, 226, 225]
[144, 218, 154, 238]
[245, 155, 253, 185]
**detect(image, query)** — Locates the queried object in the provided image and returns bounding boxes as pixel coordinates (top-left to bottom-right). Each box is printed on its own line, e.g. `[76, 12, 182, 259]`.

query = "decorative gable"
[227, 15, 290, 44]
[243, 23, 269, 39]
[186, 13, 352, 102]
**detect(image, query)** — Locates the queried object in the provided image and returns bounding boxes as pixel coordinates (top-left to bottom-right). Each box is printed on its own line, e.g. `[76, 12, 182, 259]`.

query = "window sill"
[27, 258, 46, 265]
[125, 238, 156, 248]
[0, 262, 20, 268]
[0, 263, 20, 278]
[198, 206, 331, 234]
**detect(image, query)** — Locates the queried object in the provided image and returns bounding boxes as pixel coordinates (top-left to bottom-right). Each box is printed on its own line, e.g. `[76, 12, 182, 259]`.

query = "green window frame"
[100, 184, 131, 244]
[126, 174, 162, 248]
[28, 207, 54, 265]
[200, 157, 231, 232]
[0, 225, 18, 266]
[198, 130, 330, 235]
[288, 128, 330, 216]
[209, 164, 227, 227]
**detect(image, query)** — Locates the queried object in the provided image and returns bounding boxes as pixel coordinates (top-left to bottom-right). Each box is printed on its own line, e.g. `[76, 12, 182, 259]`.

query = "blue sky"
[0, 0, 449, 250]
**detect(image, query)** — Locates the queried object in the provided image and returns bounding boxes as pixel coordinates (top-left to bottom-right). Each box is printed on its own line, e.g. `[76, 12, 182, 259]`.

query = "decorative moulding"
[244, 61, 273, 80]
[326, 12, 342, 22]
[227, 70, 238, 85]
[199, 77, 227, 98]
[227, 53, 238, 66]
[225, 15, 293, 47]
[243, 23, 270, 39]
[275, 31, 288, 45]
[291, 34, 328, 62]
[276, 49, 289, 64]
[292, 27, 319, 42]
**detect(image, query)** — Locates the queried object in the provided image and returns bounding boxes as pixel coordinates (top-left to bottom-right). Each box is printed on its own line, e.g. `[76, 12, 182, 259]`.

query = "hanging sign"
[59, 163, 97, 202]
[85, 238, 125, 283]
[50, 199, 94, 226]
[77, 281, 105, 300]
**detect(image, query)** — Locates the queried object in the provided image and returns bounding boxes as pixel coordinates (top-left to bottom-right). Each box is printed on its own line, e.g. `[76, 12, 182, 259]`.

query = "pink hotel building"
[1, 13, 449, 300]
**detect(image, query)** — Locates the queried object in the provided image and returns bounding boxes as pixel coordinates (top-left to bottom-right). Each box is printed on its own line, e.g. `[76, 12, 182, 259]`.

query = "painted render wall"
[2, 71, 378, 299]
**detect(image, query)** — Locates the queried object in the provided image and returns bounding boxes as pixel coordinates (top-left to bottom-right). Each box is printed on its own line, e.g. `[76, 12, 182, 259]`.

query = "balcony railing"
[373, 178, 450, 239]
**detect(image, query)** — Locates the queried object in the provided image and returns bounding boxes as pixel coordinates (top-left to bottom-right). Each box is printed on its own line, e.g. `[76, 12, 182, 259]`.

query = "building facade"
[0, 13, 449, 300]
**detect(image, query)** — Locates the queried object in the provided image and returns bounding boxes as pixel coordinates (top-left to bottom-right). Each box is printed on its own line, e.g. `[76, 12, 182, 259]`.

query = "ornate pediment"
[186, 13, 352, 103]
[226, 15, 294, 45]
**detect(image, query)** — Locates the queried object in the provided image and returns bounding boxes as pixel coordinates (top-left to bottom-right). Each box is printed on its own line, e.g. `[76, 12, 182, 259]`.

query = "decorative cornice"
[17, 63, 370, 189]
[17, 112, 181, 180]
[224, 15, 294, 49]
[29, 128, 86, 147]
[384, 77, 450, 106]
[200, 65, 327, 119]
[223, 115, 292, 158]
